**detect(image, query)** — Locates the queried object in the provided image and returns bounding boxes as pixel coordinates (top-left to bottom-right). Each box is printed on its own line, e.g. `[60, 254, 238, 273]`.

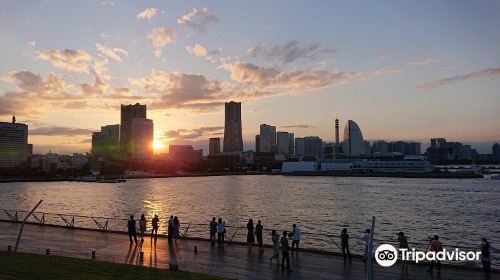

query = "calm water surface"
[0, 175, 498, 265]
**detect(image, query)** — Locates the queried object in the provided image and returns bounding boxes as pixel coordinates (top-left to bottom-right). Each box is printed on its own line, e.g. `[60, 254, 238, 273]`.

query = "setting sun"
[153, 139, 164, 151]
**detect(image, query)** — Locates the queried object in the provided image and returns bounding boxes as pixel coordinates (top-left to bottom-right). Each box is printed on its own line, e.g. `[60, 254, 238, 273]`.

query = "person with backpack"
[397, 232, 409, 269]
[427, 235, 443, 273]
[340, 228, 351, 261]
[210, 217, 217, 246]
[281, 231, 291, 271]
[480, 238, 492, 272]
[255, 220, 264, 251]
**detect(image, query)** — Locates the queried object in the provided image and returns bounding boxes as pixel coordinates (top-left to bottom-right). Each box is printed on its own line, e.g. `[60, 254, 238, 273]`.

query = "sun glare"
[153, 139, 165, 151]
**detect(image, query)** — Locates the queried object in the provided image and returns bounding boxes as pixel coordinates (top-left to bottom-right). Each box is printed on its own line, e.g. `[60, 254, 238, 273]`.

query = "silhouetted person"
[362, 229, 371, 261]
[256, 220, 263, 251]
[281, 231, 291, 271]
[427, 235, 442, 273]
[397, 232, 409, 269]
[210, 217, 217, 246]
[340, 228, 351, 260]
[167, 215, 174, 243]
[217, 218, 225, 246]
[139, 214, 147, 243]
[247, 219, 255, 248]
[270, 229, 280, 264]
[480, 238, 492, 272]
[291, 224, 301, 253]
[127, 215, 137, 245]
[173, 216, 180, 241]
[151, 214, 159, 242]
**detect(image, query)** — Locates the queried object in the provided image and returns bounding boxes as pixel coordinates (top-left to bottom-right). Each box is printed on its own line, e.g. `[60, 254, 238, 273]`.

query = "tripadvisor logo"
[374, 244, 482, 267]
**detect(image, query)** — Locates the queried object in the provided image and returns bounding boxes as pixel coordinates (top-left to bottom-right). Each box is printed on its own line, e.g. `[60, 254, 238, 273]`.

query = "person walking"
[281, 231, 291, 271]
[427, 235, 443, 273]
[210, 217, 217, 246]
[217, 218, 225, 247]
[151, 214, 159, 242]
[173, 216, 180, 241]
[256, 220, 264, 251]
[397, 232, 409, 269]
[270, 229, 280, 264]
[480, 238, 493, 272]
[362, 229, 371, 261]
[291, 224, 301, 253]
[340, 228, 351, 261]
[167, 215, 174, 243]
[139, 214, 147, 243]
[127, 215, 138, 246]
[247, 219, 255, 249]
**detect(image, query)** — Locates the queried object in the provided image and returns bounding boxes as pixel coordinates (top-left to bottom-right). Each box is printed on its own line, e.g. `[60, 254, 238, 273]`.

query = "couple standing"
[167, 215, 180, 242]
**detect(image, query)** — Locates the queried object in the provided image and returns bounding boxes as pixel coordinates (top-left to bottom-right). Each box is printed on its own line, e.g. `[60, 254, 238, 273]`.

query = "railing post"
[14, 199, 43, 252]
[367, 216, 376, 280]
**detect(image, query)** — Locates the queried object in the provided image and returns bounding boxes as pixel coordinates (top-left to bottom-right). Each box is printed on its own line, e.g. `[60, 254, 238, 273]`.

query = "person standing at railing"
[281, 231, 291, 271]
[256, 220, 264, 251]
[427, 235, 443, 273]
[340, 228, 351, 261]
[291, 224, 301, 253]
[362, 229, 371, 261]
[247, 219, 255, 249]
[151, 214, 159, 243]
[480, 237, 493, 272]
[270, 229, 280, 264]
[127, 215, 138, 246]
[210, 217, 217, 246]
[397, 232, 409, 269]
[173, 216, 180, 241]
[139, 214, 147, 244]
[167, 215, 174, 243]
[217, 218, 225, 247]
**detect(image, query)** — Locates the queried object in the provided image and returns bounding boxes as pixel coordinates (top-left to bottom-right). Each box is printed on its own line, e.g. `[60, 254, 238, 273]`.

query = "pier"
[0, 221, 496, 279]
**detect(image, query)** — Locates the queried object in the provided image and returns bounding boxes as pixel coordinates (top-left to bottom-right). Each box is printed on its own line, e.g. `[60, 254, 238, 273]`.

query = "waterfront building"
[209, 137, 221, 155]
[255, 135, 260, 154]
[259, 124, 276, 153]
[169, 145, 202, 165]
[304, 136, 323, 159]
[277, 132, 294, 156]
[120, 103, 147, 159]
[493, 143, 500, 161]
[130, 118, 153, 160]
[92, 124, 120, 159]
[295, 137, 305, 157]
[427, 138, 473, 162]
[364, 141, 371, 157]
[372, 140, 389, 154]
[0, 116, 28, 169]
[343, 120, 364, 157]
[223, 101, 243, 153]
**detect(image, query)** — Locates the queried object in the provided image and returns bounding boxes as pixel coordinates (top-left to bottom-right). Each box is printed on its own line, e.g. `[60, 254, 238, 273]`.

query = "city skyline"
[1, 1, 499, 154]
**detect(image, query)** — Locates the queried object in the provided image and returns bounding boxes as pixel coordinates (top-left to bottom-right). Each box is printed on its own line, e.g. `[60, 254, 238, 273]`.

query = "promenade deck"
[0, 221, 496, 279]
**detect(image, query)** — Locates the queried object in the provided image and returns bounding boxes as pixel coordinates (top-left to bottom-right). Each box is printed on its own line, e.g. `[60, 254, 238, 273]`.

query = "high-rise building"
[372, 140, 389, 154]
[0, 116, 28, 168]
[493, 143, 500, 161]
[343, 120, 364, 157]
[259, 124, 276, 153]
[120, 103, 147, 158]
[295, 138, 305, 157]
[209, 137, 221, 155]
[169, 145, 202, 164]
[255, 135, 260, 154]
[130, 118, 153, 160]
[304, 136, 323, 158]
[92, 124, 120, 158]
[223, 101, 243, 153]
[276, 132, 294, 156]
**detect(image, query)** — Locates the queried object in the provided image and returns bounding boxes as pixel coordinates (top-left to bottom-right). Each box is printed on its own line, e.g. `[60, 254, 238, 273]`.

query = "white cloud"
[137, 8, 158, 21]
[178, 8, 218, 33]
[95, 43, 128, 61]
[417, 67, 500, 89]
[36, 49, 92, 73]
[408, 57, 442, 66]
[147, 27, 176, 58]
[373, 68, 402, 77]
[186, 44, 207, 57]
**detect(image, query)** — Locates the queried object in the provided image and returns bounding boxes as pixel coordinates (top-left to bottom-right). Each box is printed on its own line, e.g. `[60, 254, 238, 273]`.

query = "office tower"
[169, 145, 203, 164]
[372, 140, 389, 154]
[277, 132, 294, 156]
[304, 136, 323, 158]
[335, 118, 340, 144]
[430, 138, 446, 148]
[0, 116, 29, 168]
[120, 103, 147, 158]
[404, 142, 421, 156]
[364, 141, 371, 156]
[343, 120, 364, 157]
[130, 118, 153, 160]
[92, 124, 120, 158]
[255, 135, 260, 154]
[493, 143, 500, 161]
[223, 101, 243, 153]
[295, 137, 305, 157]
[287, 133, 295, 155]
[259, 124, 276, 153]
[209, 137, 221, 155]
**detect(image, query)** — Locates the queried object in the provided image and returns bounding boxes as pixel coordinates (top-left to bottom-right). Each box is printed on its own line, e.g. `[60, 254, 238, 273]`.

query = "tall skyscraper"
[130, 118, 153, 160]
[259, 124, 276, 153]
[120, 103, 147, 159]
[223, 101, 243, 153]
[304, 136, 323, 158]
[343, 120, 365, 157]
[277, 132, 294, 156]
[0, 116, 28, 168]
[255, 135, 260, 153]
[209, 137, 221, 155]
[295, 137, 305, 157]
[92, 124, 120, 158]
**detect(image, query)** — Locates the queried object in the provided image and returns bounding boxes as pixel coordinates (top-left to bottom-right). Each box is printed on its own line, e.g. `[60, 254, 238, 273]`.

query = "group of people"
[126, 214, 180, 246]
[209, 217, 226, 246]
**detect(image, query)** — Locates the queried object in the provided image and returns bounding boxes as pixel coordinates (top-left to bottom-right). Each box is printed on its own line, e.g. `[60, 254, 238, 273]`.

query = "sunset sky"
[1, 0, 499, 154]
